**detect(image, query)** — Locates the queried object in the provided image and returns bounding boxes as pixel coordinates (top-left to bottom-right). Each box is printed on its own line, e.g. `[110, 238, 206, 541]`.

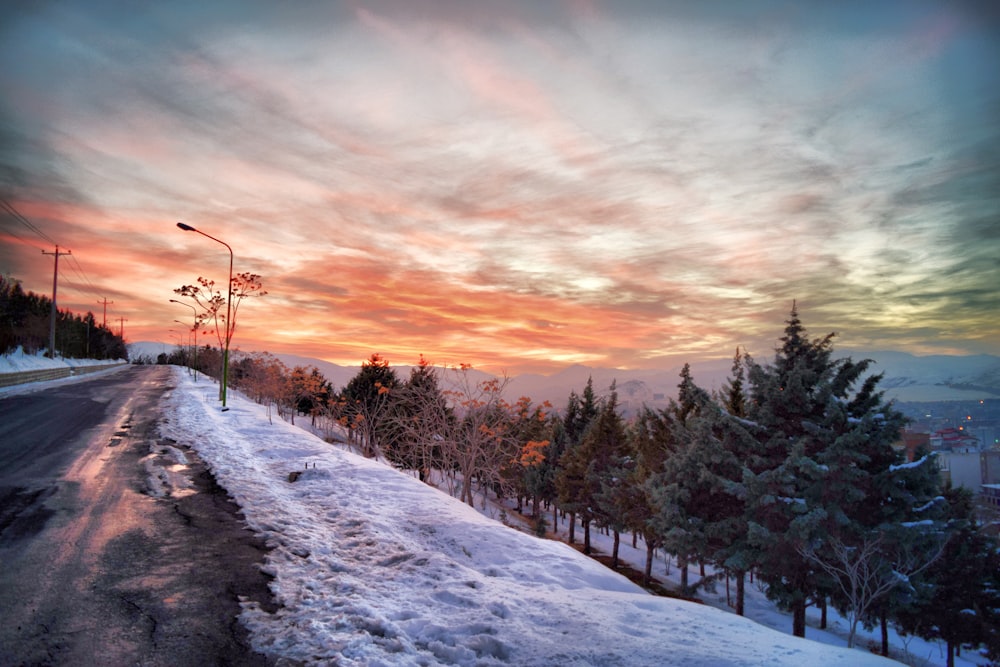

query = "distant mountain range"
[130, 342, 1000, 408]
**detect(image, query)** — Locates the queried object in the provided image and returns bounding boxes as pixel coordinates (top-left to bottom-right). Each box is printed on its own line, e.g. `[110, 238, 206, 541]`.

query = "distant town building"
[897, 431, 930, 461]
[896, 399, 1000, 507]
[983, 484, 1000, 509]
[937, 452, 982, 490]
[936, 450, 1000, 493]
[929, 427, 981, 452]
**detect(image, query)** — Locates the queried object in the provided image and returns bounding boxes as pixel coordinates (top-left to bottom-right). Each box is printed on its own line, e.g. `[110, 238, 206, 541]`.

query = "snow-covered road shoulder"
[159, 368, 898, 666]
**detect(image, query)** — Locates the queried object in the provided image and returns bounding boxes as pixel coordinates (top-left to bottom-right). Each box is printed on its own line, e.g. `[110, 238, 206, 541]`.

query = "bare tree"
[236, 352, 288, 424]
[174, 273, 266, 397]
[800, 531, 947, 648]
[441, 366, 518, 508]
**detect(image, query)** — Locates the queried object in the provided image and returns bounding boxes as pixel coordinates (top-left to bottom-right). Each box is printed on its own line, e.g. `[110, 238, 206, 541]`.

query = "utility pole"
[41, 245, 71, 359]
[97, 297, 114, 328]
[118, 316, 127, 339]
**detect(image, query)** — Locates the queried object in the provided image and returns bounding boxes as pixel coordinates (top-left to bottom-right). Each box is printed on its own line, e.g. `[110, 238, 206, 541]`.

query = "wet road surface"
[0, 365, 277, 666]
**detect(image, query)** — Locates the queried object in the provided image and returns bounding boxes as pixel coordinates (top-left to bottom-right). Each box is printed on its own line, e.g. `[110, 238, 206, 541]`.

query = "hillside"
[156, 367, 899, 666]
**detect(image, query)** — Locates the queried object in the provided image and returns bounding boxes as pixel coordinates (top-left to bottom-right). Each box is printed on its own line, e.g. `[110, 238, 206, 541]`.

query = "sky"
[1, 0, 998, 375]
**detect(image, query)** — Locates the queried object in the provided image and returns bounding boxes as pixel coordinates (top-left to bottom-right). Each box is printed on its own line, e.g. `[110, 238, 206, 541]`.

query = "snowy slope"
[0, 346, 126, 372]
[158, 367, 899, 666]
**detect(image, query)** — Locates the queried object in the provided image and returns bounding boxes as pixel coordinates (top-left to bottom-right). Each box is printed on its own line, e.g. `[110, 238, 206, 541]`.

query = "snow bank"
[160, 368, 898, 667]
[0, 347, 125, 373]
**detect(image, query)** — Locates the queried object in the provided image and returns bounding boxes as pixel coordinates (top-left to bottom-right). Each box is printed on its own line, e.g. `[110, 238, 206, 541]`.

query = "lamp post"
[174, 319, 193, 377]
[176, 222, 233, 407]
[169, 299, 199, 381]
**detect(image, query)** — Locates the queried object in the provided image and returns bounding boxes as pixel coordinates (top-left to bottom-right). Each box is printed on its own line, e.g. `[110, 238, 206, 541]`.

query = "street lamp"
[170, 299, 199, 381]
[173, 319, 194, 377]
[176, 222, 233, 407]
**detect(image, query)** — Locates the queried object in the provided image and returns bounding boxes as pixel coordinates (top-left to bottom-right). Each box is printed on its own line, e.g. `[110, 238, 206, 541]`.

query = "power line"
[1, 223, 46, 252]
[0, 197, 57, 246]
[2, 199, 127, 348]
[65, 253, 104, 298]
[1, 197, 115, 310]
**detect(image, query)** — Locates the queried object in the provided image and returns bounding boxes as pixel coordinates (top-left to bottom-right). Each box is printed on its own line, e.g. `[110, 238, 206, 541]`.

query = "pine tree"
[895, 486, 1000, 667]
[647, 365, 707, 591]
[647, 365, 750, 596]
[711, 348, 756, 615]
[716, 347, 748, 418]
[743, 304, 932, 639]
[630, 406, 675, 586]
[560, 384, 626, 554]
[509, 395, 555, 523]
[384, 357, 449, 480]
[555, 377, 600, 544]
[585, 385, 631, 562]
[341, 353, 400, 457]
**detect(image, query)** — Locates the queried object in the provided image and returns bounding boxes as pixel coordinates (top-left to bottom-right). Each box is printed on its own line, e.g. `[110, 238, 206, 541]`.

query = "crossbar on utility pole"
[41, 246, 71, 359]
[98, 297, 114, 328]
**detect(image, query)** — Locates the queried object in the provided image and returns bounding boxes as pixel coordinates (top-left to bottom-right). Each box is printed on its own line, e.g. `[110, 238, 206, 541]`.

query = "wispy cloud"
[1, 1, 997, 373]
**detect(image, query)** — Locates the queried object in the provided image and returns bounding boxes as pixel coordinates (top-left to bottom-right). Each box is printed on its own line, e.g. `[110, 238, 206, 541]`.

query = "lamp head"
[176, 222, 196, 231]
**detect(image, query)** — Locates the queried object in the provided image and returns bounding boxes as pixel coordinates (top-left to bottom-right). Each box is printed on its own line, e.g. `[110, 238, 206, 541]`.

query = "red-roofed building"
[930, 427, 981, 453]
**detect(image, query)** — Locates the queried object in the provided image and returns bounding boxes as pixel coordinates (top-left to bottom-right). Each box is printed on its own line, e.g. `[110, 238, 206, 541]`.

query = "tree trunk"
[462, 474, 474, 507]
[612, 531, 620, 568]
[632, 532, 637, 549]
[847, 617, 858, 649]
[880, 609, 889, 657]
[735, 570, 745, 616]
[947, 640, 955, 667]
[568, 512, 576, 543]
[552, 505, 558, 535]
[644, 540, 655, 588]
[792, 599, 806, 638]
[820, 597, 827, 629]
[680, 556, 689, 591]
[583, 520, 591, 555]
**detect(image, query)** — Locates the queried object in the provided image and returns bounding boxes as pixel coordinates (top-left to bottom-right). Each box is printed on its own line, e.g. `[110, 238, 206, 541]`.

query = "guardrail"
[0, 362, 128, 388]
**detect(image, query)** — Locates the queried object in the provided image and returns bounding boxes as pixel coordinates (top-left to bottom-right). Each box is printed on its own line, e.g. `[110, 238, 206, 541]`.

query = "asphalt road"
[0, 365, 277, 666]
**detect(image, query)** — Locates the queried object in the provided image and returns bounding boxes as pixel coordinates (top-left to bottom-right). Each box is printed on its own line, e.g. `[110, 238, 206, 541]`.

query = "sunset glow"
[1, 1, 998, 374]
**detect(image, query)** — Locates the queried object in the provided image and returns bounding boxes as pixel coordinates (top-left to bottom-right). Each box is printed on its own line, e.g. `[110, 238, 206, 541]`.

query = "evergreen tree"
[743, 304, 928, 639]
[509, 396, 556, 524]
[341, 353, 400, 457]
[648, 365, 750, 597]
[710, 348, 757, 615]
[1, 275, 126, 359]
[555, 377, 600, 544]
[630, 406, 675, 586]
[576, 385, 627, 555]
[717, 347, 747, 418]
[895, 486, 1000, 667]
[647, 365, 709, 591]
[595, 439, 643, 568]
[384, 356, 449, 480]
